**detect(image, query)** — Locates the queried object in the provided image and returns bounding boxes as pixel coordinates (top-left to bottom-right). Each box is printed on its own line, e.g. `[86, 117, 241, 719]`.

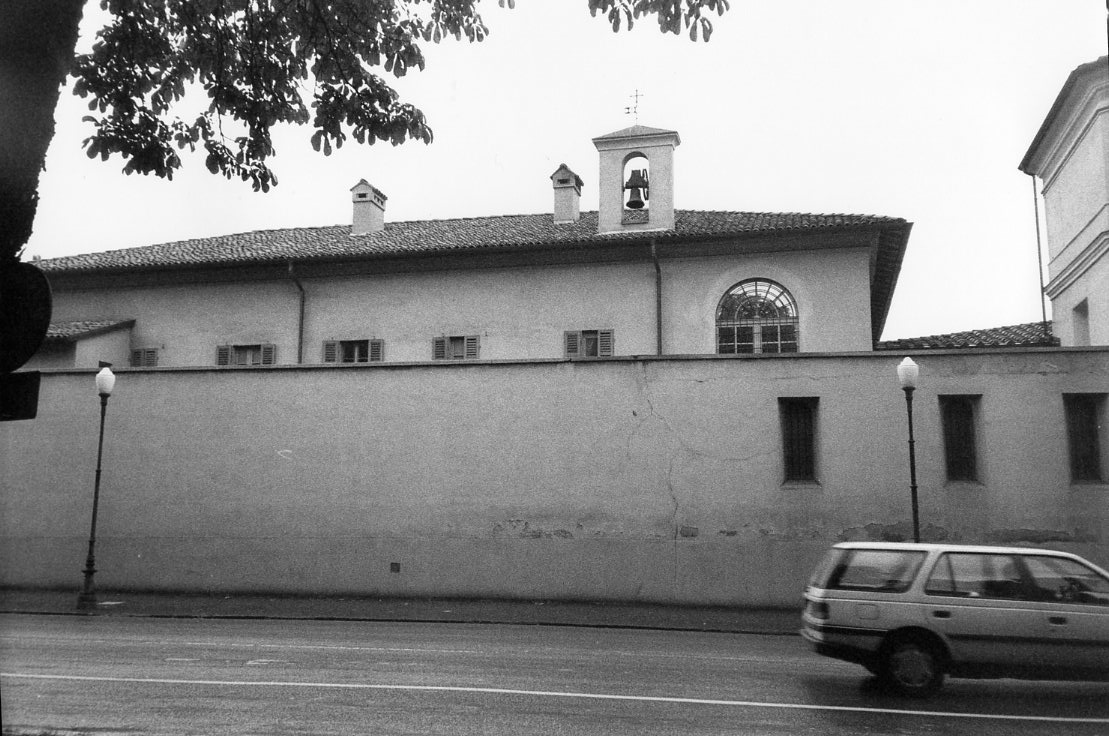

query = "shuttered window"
[779, 397, 818, 482]
[216, 343, 277, 366]
[565, 329, 614, 358]
[322, 339, 384, 363]
[940, 395, 979, 481]
[1065, 394, 1105, 482]
[433, 335, 480, 360]
[129, 348, 159, 367]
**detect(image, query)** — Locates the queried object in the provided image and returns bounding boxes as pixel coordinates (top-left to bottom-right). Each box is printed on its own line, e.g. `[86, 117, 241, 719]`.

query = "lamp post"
[77, 363, 115, 611]
[896, 357, 921, 543]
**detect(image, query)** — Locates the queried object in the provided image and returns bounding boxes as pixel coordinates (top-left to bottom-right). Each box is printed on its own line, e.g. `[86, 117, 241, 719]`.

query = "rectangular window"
[432, 335, 480, 360]
[939, 395, 979, 481]
[216, 343, 276, 366]
[322, 339, 384, 363]
[779, 397, 818, 482]
[1065, 394, 1105, 482]
[565, 329, 614, 358]
[129, 347, 159, 367]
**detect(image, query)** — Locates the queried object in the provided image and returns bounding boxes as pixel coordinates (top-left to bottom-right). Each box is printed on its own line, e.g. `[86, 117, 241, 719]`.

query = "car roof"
[831, 541, 1080, 556]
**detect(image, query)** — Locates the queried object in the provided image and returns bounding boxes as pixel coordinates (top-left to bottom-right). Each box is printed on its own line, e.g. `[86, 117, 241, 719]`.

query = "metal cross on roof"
[624, 89, 643, 123]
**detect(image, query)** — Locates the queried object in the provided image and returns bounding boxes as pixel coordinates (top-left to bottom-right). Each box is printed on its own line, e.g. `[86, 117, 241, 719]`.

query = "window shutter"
[261, 343, 276, 365]
[130, 349, 143, 367]
[216, 345, 231, 366]
[433, 337, 446, 360]
[144, 348, 158, 367]
[323, 340, 339, 363]
[464, 335, 480, 360]
[598, 330, 614, 357]
[565, 331, 580, 358]
[369, 339, 384, 362]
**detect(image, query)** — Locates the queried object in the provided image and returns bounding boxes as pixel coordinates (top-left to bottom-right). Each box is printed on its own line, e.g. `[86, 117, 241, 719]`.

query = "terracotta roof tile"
[38, 210, 906, 274]
[877, 322, 1058, 350]
[45, 319, 135, 343]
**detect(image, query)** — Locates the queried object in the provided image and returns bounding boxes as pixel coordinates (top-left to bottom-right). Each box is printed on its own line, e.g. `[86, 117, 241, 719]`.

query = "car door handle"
[932, 610, 951, 619]
[1048, 616, 1067, 625]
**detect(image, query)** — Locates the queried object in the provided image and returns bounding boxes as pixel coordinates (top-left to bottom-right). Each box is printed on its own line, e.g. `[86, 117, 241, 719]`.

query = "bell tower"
[592, 125, 680, 234]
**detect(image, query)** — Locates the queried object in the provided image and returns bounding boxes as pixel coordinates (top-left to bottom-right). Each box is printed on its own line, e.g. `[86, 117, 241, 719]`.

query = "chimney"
[550, 164, 583, 223]
[351, 179, 387, 235]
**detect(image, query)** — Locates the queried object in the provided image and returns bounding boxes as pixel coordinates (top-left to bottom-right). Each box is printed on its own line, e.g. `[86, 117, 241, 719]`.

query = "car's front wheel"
[879, 636, 945, 697]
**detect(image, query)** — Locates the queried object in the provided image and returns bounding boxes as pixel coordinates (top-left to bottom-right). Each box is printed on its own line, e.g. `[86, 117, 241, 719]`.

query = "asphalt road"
[2, 614, 1108, 735]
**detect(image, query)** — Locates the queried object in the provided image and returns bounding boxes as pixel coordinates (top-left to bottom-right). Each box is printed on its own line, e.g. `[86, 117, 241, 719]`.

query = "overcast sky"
[23, 1, 1108, 340]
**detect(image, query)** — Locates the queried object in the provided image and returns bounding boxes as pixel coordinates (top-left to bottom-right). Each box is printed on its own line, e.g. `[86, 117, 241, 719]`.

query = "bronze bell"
[624, 169, 649, 209]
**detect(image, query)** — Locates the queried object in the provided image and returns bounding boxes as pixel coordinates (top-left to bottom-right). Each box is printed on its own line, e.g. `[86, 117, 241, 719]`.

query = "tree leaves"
[72, 1, 729, 192]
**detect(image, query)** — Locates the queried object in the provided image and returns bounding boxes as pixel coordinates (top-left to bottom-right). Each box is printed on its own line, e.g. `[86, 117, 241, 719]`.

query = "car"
[801, 541, 1109, 696]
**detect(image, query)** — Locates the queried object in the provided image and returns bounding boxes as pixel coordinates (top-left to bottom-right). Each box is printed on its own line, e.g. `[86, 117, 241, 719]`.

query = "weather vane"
[624, 89, 643, 124]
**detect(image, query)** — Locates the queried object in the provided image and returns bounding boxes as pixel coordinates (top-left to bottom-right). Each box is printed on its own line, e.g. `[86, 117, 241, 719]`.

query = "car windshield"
[812, 548, 927, 593]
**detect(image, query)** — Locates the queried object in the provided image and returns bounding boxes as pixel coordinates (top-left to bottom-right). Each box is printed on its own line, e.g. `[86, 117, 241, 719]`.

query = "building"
[2, 123, 1106, 606]
[1020, 56, 1109, 347]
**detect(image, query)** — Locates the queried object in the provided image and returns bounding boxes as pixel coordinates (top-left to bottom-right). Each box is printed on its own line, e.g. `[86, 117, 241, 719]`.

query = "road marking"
[3, 672, 1107, 724]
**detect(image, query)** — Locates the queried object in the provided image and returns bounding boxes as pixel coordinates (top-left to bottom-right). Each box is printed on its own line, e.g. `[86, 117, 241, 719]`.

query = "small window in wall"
[433, 335, 480, 360]
[1064, 393, 1105, 482]
[130, 348, 159, 367]
[565, 330, 614, 358]
[939, 395, 980, 482]
[323, 339, 384, 363]
[779, 397, 818, 482]
[216, 343, 276, 366]
[717, 279, 799, 354]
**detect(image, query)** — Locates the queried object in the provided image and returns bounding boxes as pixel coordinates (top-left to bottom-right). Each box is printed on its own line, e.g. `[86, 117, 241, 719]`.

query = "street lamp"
[896, 357, 921, 543]
[77, 363, 115, 611]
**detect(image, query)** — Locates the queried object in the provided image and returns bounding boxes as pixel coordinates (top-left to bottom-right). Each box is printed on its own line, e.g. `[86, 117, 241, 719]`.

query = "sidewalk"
[0, 588, 799, 635]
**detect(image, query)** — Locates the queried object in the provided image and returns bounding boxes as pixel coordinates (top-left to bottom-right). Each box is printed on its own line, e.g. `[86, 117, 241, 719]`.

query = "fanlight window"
[717, 279, 799, 354]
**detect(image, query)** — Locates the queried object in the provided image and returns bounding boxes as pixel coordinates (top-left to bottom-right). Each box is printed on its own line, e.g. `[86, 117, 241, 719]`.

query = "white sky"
[23, 1, 1108, 340]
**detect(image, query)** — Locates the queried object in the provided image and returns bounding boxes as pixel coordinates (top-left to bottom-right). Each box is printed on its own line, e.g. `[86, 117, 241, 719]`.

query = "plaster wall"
[73, 329, 133, 369]
[2, 350, 1106, 605]
[52, 281, 301, 367]
[1049, 237, 1109, 346]
[42, 247, 878, 367]
[663, 248, 873, 354]
[1043, 110, 1108, 264]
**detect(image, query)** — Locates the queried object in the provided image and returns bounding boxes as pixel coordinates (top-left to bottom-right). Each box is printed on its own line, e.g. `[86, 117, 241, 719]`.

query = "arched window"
[716, 279, 799, 354]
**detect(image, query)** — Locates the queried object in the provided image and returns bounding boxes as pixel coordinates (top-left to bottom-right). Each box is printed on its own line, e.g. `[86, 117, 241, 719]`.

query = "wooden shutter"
[261, 343, 276, 365]
[598, 330, 614, 357]
[322, 340, 339, 363]
[464, 335, 480, 359]
[432, 337, 446, 360]
[565, 331, 580, 358]
[216, 345, 231, 366]
[130, 349, 143, 367]
[369, 339, 384, 362]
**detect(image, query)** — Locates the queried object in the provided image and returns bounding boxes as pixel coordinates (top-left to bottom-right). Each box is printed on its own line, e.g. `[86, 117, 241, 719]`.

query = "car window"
[925, 553, 1030, 600]
[822, 550, 926, 593]
[1023, 556, 1109, 606]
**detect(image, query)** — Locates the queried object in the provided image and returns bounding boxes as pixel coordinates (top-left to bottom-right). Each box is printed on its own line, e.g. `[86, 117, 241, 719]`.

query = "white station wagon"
[801, 542, 1109, 696]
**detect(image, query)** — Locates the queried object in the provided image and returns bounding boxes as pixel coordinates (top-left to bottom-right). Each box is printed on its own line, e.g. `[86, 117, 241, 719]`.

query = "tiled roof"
[44, 319, 135, 343]
[876, 322, 1058, 350]
[593, 125, 680, 140]
[38, 210, 906, 274]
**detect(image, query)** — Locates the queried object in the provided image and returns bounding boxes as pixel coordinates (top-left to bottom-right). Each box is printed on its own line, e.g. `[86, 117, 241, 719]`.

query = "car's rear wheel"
[879, 636, 945, 697]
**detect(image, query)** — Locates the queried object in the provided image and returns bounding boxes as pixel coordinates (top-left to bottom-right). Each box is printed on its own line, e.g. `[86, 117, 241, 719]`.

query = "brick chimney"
[351, 179, 387, 235]
[550, 164, 583, 224]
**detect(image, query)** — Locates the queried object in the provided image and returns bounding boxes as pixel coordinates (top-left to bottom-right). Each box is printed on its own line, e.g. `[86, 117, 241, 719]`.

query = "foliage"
[73, 0, 730, 193]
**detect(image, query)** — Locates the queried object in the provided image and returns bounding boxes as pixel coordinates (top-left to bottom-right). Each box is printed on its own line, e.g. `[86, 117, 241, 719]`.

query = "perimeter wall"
[2, 349, 1107, 606]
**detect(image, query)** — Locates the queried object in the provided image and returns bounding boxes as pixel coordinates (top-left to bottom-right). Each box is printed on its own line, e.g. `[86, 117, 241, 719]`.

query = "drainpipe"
[1028, 175, 1050, 341]
[650, 239, 663, 355]
[288, 261, 305, 364]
